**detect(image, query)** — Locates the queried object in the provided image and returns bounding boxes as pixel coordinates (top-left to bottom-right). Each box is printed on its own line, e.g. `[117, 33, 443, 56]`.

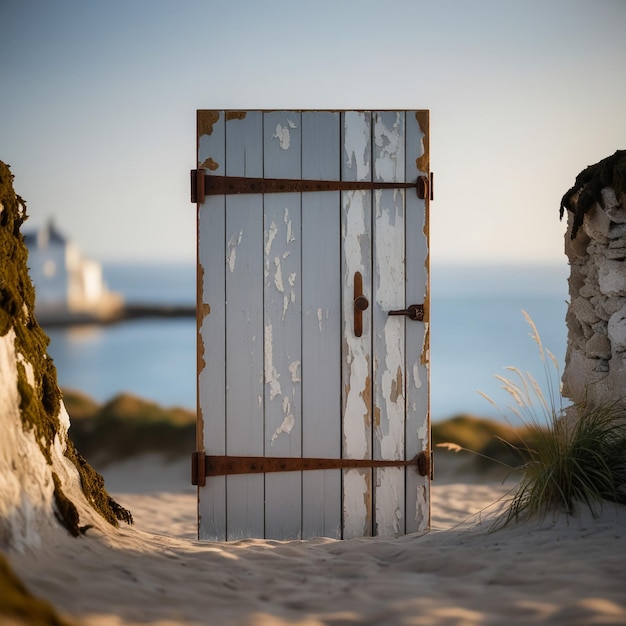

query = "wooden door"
[194, 110, 430, 540]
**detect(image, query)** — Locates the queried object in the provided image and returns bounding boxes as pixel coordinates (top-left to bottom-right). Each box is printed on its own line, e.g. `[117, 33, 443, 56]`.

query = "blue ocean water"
[45, 261, 570, 423]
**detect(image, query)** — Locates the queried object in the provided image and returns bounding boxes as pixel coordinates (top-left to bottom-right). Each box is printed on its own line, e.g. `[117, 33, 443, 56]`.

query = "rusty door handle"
[388, 304, 424, 321]
[353, 272, 368, 337]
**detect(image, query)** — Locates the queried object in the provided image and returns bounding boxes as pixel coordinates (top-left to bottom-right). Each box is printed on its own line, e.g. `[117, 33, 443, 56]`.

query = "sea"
[44, 261, 570, 425]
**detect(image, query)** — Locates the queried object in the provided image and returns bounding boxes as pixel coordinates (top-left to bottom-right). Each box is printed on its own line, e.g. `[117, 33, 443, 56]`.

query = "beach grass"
[459, 311, 626, 527]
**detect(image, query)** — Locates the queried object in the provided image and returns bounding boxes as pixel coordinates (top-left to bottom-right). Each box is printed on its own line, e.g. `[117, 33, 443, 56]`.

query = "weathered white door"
[193, 110, 430, 541]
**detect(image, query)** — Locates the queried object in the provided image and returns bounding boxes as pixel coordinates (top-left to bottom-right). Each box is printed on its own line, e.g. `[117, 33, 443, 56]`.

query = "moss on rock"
[0, 160, 132, 533]
[560, 149, 626, 239]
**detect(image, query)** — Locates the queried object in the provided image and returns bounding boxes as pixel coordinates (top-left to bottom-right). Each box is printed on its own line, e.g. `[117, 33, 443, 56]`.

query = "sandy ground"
[9, 455, 626, 626]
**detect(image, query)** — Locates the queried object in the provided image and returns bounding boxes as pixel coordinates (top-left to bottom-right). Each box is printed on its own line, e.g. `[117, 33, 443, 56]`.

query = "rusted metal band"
[191, 170, 429, 203]
[192, 452, 430, 486]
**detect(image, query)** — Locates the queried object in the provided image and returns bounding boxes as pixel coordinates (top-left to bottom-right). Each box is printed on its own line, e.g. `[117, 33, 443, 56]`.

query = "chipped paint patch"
[375, 467, 403, 535]
[273, 257, 284, 293]
[227, 230, 243, 273]
[414, 483, 429, 528]
[412, 361, 422, 389]
[284, 207, 295, 242]
[344, 112, 371, 180]
[288, 360, 301, 382]
[200, 157, 220, 171]
[225, 111, 247, 121]
[343, 470, 370, 538]
[265, 221, 278, 256]
[271, 413, 295, 445]
[317, 308, 324, 332]
[264, 323, 281, 400]
[272, 120, 297, 150]
[374, 112, 404, 181]
[198, 110, 220, 137]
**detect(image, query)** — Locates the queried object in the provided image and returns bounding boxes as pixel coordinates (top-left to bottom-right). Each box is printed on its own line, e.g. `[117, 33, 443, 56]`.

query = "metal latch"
[388, 304, 424, 321]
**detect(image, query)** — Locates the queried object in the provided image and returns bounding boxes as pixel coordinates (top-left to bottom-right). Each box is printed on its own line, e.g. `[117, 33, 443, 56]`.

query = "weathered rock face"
[561, 152, 626, 409]
[0, 161, 132, 552]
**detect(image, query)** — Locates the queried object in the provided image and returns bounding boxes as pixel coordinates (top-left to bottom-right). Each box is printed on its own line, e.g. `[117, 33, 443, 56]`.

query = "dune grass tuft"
[441, 311, 626, 527]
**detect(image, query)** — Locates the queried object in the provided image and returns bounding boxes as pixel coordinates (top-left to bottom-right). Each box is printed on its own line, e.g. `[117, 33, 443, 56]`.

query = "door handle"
[388, 304, 424, 321]
[353, 272, 368, 337]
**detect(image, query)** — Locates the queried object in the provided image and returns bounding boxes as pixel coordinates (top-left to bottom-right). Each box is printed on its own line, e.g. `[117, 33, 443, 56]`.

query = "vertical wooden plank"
[341, 111, 373, 539]
[224, 111, 265, 540]
[197, 110, 226, 540]
[263, 111, 302, 539]
[301, 111, 342, 539]
[372, 111, 406, 536]
[405, 111, 430, 532]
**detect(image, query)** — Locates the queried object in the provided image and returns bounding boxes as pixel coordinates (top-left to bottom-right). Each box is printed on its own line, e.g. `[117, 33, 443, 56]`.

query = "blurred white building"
[23, 220, 123, 323]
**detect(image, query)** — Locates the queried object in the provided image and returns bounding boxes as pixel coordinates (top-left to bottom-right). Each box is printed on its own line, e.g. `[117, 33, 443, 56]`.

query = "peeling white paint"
[414, 484, 429, 529]
[343, 470, 369, 538]
[264, 323, 282, 400]
[273, 120, 297, 150]
[343, 190, 370, 460]
[273, 257, 284, 293]
[343, 112, 370, 181]
[271, 413, 295, 444]
[317, 308, 324, 332]
[227, 230, 243, 273]
[375, 467, 403, 535]
[374, 199, 405, 462]
[284, 208, 295, 242]
[374, 112, 404, 181]
[413, 361, 422, 389]
[288, 360, 301, 383]
[265, 221, 278, 256]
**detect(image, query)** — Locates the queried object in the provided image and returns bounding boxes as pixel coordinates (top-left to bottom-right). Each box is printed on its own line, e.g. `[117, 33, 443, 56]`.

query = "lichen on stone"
[560, 150, 626, 240]
[0, 160, 132, 533]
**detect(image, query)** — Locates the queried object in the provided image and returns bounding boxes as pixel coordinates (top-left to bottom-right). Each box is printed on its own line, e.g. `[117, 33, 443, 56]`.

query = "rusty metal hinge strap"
[191, 171, 429, 204]
[192, 452, 430, 486]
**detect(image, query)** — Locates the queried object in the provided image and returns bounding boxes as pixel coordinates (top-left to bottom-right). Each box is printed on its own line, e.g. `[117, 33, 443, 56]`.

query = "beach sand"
[8, 455, 626, 626]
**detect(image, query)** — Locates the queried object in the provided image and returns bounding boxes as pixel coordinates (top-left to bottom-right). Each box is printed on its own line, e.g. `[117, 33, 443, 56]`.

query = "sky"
[1, 0, 625, 265]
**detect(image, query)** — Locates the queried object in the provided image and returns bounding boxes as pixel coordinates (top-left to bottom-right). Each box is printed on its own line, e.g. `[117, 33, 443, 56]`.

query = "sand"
[8, 456, 626, 626]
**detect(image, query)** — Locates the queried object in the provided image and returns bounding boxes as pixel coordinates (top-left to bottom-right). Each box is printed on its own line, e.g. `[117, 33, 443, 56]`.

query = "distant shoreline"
[38, 304, 196, 328]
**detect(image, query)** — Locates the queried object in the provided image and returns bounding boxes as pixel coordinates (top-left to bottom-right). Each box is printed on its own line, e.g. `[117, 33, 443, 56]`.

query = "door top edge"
[196, 109, 430, 114]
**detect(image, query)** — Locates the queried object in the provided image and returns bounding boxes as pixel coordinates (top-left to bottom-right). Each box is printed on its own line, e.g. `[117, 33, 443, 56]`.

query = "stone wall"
[561, 151, 626, 410]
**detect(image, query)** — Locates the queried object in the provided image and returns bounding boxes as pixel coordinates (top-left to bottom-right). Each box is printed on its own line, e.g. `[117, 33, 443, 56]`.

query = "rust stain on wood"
[421, 185, 431, 367]
[360, 371, 372, 427]
[226, 111, 247, 121]
[390, 366, 403, 403]
[198, 111, 220, 137]
[374, 405, 381, 429]
[415, 111, 429, 174]
[200, 157, 220, 171]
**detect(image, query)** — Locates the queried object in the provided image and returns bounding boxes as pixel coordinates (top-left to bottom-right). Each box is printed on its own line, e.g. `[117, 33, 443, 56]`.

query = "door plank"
[341, 111, 373, 538]
[263, 111, 303, 539]
[372, 111, 406, 536]
[301, 111, 342, 539]
[224, 112, 265, 540]
[197, 110, 227, 540]
[405, 111, 430, 532]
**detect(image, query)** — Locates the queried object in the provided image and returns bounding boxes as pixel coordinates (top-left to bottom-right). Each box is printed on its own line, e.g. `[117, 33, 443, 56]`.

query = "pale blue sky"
[1, 0, 624, 263]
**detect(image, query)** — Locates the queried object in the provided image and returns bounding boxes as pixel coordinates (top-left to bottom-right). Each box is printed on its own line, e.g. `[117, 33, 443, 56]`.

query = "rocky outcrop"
[560, 151, 626, 409]
[0, 161, 132, 552]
